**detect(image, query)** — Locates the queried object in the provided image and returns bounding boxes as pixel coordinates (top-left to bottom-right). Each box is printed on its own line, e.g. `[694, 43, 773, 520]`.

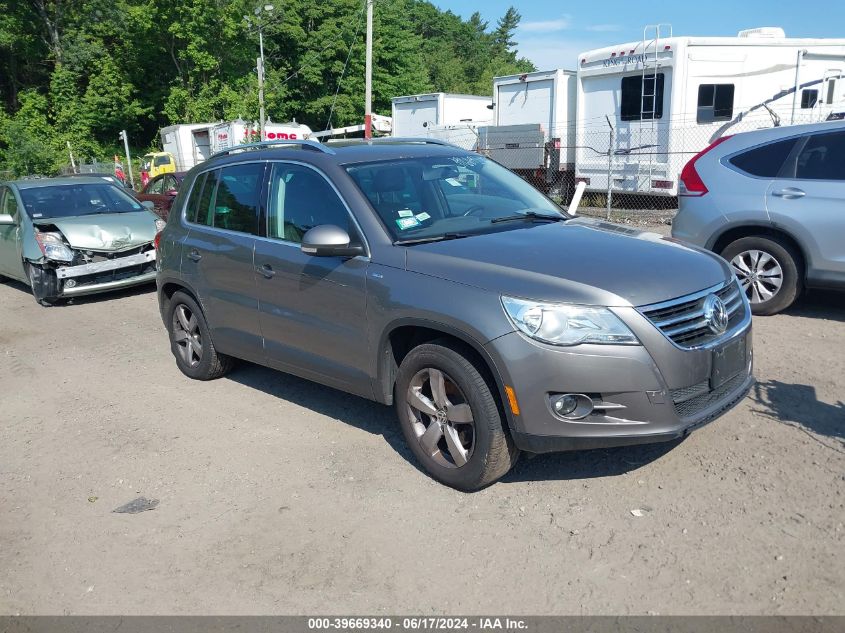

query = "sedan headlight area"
[34, 232, 74, 262]
[501, 296, 639, 346]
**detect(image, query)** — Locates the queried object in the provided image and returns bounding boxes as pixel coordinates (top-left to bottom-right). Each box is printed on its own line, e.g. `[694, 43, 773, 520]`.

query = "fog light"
[550, 393, 594, 420]
[64, 278, 77, 288]
[552, 394, 578, 416]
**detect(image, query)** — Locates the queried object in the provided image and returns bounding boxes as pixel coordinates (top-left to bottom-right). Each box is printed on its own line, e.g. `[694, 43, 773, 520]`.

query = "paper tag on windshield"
[445, 178, 462, 187]
[397, 209, 414, 218]
[415, 212, 431, 222]
[395, 217, 421, 230]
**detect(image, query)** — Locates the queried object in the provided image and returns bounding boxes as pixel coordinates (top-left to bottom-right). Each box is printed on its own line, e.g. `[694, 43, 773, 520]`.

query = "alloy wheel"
[406, 368, 475, 468]
[172, 304, 203, 368]
[730, 249, 784, 304]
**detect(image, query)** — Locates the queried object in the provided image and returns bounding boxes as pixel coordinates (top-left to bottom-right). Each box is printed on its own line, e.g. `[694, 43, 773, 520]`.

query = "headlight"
[501, 296, 639, 346]
[34, 232, 74, 262]
[155, 219, 166, 232]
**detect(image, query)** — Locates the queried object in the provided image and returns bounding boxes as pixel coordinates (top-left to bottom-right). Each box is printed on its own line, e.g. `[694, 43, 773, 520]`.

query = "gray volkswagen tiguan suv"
[156, 139, 753, 490]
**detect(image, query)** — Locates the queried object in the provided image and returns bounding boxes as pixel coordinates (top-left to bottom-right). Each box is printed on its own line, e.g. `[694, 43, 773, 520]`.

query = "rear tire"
[166, 291, 233, 380]
[395, 340, 519, 491]
[721, 236, 801, 316]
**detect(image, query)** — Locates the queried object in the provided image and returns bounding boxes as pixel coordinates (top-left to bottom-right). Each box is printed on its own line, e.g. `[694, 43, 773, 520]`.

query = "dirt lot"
[1, 242, 843, 615]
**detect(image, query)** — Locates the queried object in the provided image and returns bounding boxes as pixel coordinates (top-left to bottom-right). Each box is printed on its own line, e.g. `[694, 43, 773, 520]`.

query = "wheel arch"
[709, 223, 807, 277]
[158, 278, 205, 325]
[376, 319, 515, 429]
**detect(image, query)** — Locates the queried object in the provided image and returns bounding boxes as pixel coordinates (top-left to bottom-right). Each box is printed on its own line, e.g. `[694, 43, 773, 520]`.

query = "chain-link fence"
[415, 110, 828, 225]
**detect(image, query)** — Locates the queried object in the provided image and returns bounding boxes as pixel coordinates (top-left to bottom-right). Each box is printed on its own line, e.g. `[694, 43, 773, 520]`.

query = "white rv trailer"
[391, 93, 493, 137]
[208, 120, 313, 154]
[575, 27, 845, 196]
[160, 123, 215, 171]
[478, 69, 577, 190]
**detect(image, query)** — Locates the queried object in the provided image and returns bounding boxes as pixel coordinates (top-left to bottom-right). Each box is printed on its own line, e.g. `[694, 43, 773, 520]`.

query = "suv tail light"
[679, 135, 733, 197]
[154, 231, 163, 250]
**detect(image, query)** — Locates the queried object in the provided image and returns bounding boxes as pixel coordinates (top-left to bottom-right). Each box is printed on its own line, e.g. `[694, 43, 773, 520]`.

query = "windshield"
[20, 183, 145, 220]
[345, 154, 565, 242]
[154, 155, 171, 167]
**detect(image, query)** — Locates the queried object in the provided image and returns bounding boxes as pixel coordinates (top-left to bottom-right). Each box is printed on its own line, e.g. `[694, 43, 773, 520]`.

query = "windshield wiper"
[490, 211, 565, 224]
[395, 232, 473, 246]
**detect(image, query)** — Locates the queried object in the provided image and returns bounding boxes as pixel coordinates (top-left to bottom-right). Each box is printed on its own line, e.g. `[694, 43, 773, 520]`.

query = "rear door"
[180, 163, 266, 360]
[766, 129, 845, 280]
[0, 187, 25, 280]
[253, 162, 371, 396]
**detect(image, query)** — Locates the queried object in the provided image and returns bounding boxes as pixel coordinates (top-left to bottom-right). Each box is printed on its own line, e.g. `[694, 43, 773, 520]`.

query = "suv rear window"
[728, 138, 798, 178]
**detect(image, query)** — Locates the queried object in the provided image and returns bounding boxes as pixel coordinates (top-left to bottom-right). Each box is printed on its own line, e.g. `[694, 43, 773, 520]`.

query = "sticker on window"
[445, 178, 462, 187]
[395, 217, 421, 230]
[415, 212, 431, 222]
[397, 209, 414, 217]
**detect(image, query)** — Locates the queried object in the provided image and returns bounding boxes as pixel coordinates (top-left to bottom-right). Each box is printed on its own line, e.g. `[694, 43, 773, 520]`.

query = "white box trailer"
[475, 69, 577, 193]
[160, 123, 215, 171]
[391, 93, 492, 137]
[208, 120, 313, 155]
[575, 27, 845, 195]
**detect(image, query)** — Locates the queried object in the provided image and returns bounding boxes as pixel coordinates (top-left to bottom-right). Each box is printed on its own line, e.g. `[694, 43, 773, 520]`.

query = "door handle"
[187, 249, 202, 262]
[258, 263, 275, 279]
[772, 188, 805, 199]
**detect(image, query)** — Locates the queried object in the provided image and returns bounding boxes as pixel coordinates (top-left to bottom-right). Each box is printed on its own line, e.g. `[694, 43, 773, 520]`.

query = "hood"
[403, 218, 732, 307]
[34, 212, 158, 251]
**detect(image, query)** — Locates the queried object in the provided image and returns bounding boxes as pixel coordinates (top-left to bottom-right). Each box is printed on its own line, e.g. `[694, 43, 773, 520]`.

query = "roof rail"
[208, 139, 335, 159]
[326, 137, 458, 148]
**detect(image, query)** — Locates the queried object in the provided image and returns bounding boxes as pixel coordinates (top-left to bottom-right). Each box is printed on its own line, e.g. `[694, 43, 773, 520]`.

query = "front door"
[180, 164, 266, 361]
[0, 187, 24, 281]
[253, 162, 371, 396]
[767, 129, 845, 279]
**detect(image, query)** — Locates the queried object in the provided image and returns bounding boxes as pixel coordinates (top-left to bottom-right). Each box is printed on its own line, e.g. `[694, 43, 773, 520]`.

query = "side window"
[163, 175, 178, 192]
[795, 131, 845, 181]
[211, 163, 263, 234]
[185, 172, 208, 222]
[267, 164, 354, 244]
[196, 170, 219, 226]
[697, 84, 735, 123]
[801, 89, 819, 110]
[729, 138, 798, 178]
[148, 177, 165, 194]
[621, 73, 665, 121]
[1, 188, 18, 217]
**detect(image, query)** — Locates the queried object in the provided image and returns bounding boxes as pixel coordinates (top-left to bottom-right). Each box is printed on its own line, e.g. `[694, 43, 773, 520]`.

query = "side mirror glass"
[0, 213, 14, 225]
[141, 200, 155, 210]
[301, 225, 364, 258]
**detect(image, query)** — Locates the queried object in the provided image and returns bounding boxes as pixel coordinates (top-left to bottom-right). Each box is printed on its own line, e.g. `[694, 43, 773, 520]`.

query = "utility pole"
[364, 0, 373, 139]
[246, 4, 274, 140]
[118, 130, 135, 190]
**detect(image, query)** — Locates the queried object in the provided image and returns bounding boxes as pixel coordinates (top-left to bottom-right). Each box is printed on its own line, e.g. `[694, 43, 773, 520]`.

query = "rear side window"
[795, 131, 845, 180]
[211, 164, 264, 234]
[621, 73, 664, 121]
[697, 84, 735, 123]
[728, 138, 798, 178]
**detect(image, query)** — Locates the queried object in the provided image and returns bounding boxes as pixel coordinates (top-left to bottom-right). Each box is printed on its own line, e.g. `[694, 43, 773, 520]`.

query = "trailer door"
[393, 99, 439, 136]
[496, 80, 553, 137]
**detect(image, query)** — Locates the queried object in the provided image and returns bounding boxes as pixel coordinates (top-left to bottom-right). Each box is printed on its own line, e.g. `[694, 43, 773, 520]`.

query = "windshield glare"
[20, 183, 145, 220]
[345, 155, 564, 241]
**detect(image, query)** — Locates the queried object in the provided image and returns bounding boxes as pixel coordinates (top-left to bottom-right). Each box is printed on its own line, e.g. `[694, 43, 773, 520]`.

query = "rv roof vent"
[737, 27, 786, 39]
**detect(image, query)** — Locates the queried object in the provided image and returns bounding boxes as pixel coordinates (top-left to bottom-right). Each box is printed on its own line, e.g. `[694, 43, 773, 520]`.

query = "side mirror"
[301, 225, 364, 258]
[0, 213, 14, 225]
[141, 200, 155, 210]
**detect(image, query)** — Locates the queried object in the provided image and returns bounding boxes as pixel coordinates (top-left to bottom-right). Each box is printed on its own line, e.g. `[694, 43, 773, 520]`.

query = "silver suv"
[673, 121, 845, 315]
[156, 139, 753, 490]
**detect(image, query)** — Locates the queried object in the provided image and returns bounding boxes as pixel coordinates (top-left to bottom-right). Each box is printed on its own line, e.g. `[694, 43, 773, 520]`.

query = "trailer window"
[826, 80, 837, 105]
[697, 84, 734, 123]
[801, 89, 819, 109]
[620, 73, 664, 121]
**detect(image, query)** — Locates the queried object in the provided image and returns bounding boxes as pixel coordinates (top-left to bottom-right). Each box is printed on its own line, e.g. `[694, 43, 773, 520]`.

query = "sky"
[433, 0, 845, 71]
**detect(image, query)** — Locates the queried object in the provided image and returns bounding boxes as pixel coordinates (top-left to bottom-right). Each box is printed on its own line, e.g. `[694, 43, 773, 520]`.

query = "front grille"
[672, 371, 749, 419]
[639, 281, 746, 348]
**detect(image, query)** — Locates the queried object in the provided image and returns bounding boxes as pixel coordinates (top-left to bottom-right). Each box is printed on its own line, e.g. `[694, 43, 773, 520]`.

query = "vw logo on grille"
[703, 294, 729, 334]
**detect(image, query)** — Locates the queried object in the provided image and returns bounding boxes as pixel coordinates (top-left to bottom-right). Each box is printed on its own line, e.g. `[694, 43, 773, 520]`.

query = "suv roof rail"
[208, 139, 336, 159]
[326, 137, 458, 148]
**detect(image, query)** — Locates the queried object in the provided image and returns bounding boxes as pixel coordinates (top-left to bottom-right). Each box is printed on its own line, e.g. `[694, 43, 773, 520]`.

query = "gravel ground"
[1, 234, 843, 615]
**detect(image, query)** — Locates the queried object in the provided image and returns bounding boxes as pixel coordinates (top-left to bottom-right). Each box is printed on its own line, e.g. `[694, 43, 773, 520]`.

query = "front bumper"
[485, 310, 753, 454]
[55, 250, 157, 297]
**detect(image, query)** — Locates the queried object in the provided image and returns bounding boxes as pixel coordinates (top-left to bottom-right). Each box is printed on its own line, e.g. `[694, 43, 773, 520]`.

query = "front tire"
[721, 236, 802, 315]
[166, 291, 233, 380]
[395, 340, 519, 491]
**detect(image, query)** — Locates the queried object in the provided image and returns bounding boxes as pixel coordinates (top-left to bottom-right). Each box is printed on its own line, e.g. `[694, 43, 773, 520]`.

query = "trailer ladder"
[639, 24, 672, 192]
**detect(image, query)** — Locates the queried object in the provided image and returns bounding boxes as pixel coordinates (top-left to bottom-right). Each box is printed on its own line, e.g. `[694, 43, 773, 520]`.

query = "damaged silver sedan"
[0, 177, 164, 305]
